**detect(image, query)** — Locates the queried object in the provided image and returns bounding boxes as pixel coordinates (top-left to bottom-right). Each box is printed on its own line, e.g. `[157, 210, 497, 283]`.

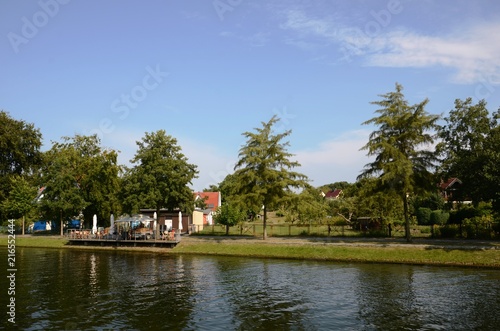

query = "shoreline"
[3, 235, 500, 269]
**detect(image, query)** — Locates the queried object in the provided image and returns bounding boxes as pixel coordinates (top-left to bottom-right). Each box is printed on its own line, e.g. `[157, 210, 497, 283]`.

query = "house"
[439, 178, 470, 203]
[193, 191, 222, 226]
[324, 189, 343, 200]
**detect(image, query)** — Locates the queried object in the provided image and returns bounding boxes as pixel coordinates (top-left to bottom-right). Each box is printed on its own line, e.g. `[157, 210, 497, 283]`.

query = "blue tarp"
[67, 219, 81, 229]
[33, 220, 52, 232]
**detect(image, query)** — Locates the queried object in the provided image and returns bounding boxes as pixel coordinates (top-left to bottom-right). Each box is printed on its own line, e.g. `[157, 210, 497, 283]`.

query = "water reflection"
[1, 248, 499, 330]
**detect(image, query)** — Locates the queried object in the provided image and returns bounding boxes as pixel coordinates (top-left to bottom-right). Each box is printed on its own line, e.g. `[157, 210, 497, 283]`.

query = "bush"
[430, 210, 449, 225]
[437, 225, 460, 238]
[462, 216, 494, 239]
[332, 218, 349, 226]
[449, 206, 481, 224]
[417, 207, 432, 225]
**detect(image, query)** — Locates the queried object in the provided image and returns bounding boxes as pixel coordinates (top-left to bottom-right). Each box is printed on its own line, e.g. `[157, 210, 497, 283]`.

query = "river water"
[1, 248, 499, 330]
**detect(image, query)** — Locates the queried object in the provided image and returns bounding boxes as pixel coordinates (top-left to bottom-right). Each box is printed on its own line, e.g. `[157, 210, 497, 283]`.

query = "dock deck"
[68, 238, 180, 248]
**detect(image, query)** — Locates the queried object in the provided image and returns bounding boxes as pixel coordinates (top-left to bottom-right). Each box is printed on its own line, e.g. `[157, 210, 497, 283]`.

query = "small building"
[193, 191, 221, 226]
[324, 189, 343, 200]
[140, 209, 189, 234]
[439, 178, 471, 204]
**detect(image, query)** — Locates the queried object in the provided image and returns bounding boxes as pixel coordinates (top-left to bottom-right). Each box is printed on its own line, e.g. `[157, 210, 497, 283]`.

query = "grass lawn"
[173, 239, 500, 268]
[2, 235, 499, 268]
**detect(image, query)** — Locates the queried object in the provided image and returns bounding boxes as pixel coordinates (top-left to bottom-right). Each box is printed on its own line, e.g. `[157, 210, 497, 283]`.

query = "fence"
[192, 223, 423, 238]
[192, 222, 500, 239]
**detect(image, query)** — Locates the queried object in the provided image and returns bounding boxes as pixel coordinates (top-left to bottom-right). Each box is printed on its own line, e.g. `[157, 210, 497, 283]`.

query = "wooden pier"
[68, 238, 180, 248]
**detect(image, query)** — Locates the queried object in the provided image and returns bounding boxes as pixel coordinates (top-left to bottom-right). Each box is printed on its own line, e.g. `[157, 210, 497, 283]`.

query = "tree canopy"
[213, 202, 246, 235]
[359, 83, 440, 241]
[121, 130, 198, 217]
[233, 116, 308, 239]
[437, 98, 500, 211]
[39, 135, 121, 227]
[0, 111, 42, 220]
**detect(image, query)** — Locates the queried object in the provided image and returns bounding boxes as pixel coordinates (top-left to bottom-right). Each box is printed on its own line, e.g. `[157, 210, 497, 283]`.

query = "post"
[404, 193, 411, 242]
[60, 210, 63, 236]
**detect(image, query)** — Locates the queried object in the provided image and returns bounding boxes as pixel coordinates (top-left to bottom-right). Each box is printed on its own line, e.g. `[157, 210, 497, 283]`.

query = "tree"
[234, 116, 308, 240]
[121, 130, 198, 218]
[39, 135, 121, 230]
[0, 111, 42, 220]
[437, 98, 499, 211]
[484, 109, 500, 214]
[2, 175, 37, 234]
[358, 83, 440, 241]
[282, 186, 327, 225]
[327, 196, 357, 224]
[213, 203, 246, 235]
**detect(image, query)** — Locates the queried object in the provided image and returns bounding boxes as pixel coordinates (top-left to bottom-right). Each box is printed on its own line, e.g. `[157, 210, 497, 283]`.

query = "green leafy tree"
[437, 98, 490, 201]
[327, 196, 357, 224]
[121, 130, 198, 218]
[438, 99, 500, 212]
[282, 187, 327, 225]
[0, 111, 42, 220]
[39, 135, 121, 229]
[356, 177, 404, 224]
[2, 175, 38, 234]
[213, 203, 246, 235]
[485, 110, 500, 213]
[358, 83, 440, 241]
[234, 116, 308, 239]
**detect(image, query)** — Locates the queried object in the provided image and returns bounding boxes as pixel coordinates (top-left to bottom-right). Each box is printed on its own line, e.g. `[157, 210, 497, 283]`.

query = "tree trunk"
[22, 215, 25, 235]
[262, 205, 267, 240]
[226, 225, 229, 236]
[403, 193, 411, 242]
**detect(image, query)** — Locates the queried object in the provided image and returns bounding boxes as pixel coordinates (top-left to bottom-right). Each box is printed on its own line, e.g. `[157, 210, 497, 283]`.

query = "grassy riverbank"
[2, 235, 500, 268]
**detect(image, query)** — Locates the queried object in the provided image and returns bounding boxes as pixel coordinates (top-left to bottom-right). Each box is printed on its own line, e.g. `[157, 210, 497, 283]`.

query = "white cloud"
[366, 24, 500, 84]
[280, 9, 500, 84]
[294, 130, 372, 185]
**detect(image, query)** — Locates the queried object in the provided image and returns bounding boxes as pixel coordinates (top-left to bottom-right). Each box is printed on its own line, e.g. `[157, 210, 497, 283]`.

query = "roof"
[193, 191, 221, 211]
[325, 189, 342, 199]
[440, 178, 462, 190]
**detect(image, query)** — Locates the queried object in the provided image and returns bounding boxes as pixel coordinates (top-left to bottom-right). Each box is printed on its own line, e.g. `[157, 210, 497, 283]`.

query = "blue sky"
[1, 0, 499, 191]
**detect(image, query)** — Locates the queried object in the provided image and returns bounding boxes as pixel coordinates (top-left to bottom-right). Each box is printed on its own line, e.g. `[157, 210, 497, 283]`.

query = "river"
[1, 248, 499, 330]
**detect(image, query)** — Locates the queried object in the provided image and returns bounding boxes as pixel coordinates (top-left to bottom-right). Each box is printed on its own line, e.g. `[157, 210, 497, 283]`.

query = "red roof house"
[193, 192, 221, 225]
[324, 189, 343, 200]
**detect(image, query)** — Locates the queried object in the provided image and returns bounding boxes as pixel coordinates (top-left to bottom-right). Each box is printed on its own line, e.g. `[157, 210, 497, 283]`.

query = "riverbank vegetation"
[3, 235, 499, 268]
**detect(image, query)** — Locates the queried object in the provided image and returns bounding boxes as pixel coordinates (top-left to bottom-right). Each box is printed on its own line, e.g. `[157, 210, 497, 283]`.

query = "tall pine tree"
[234, 116, 308, 240]
[359, 83, 440, 241]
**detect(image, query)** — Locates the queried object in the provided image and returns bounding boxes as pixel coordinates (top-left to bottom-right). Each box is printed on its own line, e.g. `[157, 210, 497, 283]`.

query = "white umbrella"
[92, 214, 98, 234]
[178, 211, 183, 232]
[153, 212, 157, 237]
[110, 214, 115, 234]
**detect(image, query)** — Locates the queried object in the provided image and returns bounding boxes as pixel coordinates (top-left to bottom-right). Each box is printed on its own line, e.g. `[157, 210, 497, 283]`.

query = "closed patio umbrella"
[178, 211, 183, 232]
[92, 214, 97, 234]
[110, 214, 115, 235]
